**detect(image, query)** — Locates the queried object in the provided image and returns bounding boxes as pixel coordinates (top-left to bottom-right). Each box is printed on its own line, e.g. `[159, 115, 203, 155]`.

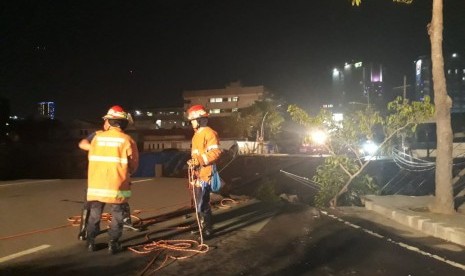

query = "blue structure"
[132, 150, 190, 177]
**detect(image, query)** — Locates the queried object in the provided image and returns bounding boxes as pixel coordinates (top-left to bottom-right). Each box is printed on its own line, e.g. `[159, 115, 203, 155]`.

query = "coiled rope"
[128, 238, 209, 275]
[123, 164, 209, 275]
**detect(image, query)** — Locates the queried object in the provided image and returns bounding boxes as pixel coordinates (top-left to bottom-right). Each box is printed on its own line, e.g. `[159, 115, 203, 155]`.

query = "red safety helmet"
[102, 105, 130, 120]
[186, 105, 209, 121]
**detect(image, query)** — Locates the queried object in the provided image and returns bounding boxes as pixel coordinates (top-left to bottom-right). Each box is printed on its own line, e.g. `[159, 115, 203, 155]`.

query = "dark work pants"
[194, 181, 212, 214]
[194, 181, 212, 230]
[86, 201, 129, 242]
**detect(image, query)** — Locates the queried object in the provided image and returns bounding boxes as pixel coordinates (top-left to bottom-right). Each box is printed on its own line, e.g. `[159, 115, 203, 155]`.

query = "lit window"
[210, 109, 220, 114]
[209, 98, 223, 103]
[232, 108, 238, 112]
[146, 112, 153, 116]
[232, 97, 238, 102]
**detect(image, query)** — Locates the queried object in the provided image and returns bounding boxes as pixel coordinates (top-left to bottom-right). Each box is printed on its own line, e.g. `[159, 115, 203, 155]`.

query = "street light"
[259, 104, 281, 154]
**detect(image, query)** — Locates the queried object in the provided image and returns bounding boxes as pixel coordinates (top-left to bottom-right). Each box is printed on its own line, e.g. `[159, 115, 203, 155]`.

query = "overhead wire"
[279, 169, 321, 190]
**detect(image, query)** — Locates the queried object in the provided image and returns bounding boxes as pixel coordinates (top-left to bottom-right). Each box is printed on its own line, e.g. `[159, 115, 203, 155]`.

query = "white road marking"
[0, 244, 51, 263]
[321, 210, 465, 271]
[132, 179, 153, 183]
[0, 179, 59, 188]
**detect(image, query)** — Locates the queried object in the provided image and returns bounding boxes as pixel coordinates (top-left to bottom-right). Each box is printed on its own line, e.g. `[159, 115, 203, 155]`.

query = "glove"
[187, 158, 200, 167]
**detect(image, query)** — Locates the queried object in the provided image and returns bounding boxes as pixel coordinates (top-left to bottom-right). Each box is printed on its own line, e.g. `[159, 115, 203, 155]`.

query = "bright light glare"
[362, 140, 378, 155]
[333, 113, 343, 122]
[311, 130, 327, 145]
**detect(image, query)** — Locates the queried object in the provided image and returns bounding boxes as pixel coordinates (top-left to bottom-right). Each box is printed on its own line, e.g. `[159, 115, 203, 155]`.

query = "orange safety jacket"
[87, 128, 139, 204]
[191, 126, 222, 182]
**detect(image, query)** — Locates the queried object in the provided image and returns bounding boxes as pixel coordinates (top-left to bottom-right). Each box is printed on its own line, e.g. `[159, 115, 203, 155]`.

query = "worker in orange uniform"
[77, 130, 101, 241]
[186, 105, 222, 239]
[85, 105, 139, 254]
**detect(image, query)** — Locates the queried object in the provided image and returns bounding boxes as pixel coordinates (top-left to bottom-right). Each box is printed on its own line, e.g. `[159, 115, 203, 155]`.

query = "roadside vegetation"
[288, 97, 434, 207]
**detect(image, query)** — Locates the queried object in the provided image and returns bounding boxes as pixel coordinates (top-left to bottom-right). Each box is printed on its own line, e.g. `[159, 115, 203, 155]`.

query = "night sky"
[1, 0, 464, 121]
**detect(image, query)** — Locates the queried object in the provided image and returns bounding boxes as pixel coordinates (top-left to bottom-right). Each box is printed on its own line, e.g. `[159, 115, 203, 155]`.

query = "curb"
[364, 199, 465, 247]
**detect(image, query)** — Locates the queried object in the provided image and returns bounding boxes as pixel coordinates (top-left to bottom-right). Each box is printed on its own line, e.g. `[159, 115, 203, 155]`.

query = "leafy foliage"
[288, 97, 434, 207]
[226, 100, 284, 140]
[255, 177, 281, 202]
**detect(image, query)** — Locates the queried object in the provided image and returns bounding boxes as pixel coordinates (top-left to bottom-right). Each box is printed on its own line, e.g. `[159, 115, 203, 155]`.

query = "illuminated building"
[182, 81, 269, 117]
[38, 101, 55, 119]
[0, 97, 9, 140]
[131, 107, 186, 130]
[331, 61, 385, 112]
[414, 53, 465, 113]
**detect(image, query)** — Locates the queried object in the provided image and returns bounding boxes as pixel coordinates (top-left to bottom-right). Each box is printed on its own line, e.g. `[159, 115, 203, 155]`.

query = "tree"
[352, 0, 454, 214]
[226, 100, 284, 143]
[427, 0, 454, 214]
[288, 97, 434, 207]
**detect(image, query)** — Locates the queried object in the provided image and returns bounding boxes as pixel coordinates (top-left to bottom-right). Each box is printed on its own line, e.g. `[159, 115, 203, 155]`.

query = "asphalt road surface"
[1, 178, 465, 276]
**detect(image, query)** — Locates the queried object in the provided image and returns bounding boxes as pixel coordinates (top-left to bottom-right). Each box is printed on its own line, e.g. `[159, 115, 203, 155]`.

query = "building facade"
[182, 81, 269, 117]
[38, 101, 56, 119]
[331, 61, 385, 112]
[414, 52, 465, 113]
[131, 107, 186, 130]
[0, 97, 10, 141]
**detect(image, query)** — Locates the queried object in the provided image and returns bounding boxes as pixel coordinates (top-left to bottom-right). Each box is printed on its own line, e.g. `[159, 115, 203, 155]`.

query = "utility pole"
[392, 75, 411, 152]
[393, 75, 411, 101]
[403, 75, 407, 101]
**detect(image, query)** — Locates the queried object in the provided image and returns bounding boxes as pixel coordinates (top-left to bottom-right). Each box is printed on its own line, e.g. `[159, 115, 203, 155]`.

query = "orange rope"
[218, 198, 239, 209]
[128, 239, 209, 275]
[127, 165, 209, 275]
[0, 224, 73, 241]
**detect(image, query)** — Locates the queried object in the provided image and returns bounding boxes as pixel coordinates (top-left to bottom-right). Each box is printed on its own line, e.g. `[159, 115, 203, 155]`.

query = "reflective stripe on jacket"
[191, 126, 222, 182]
[87, 128, 139, 204]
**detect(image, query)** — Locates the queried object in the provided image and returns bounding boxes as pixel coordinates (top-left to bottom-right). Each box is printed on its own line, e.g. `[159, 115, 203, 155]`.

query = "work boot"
[200, 212, 214, 239]
[86, 240, 96, 252]
[202, 227, 213, 239]
[78, 208, 90, 241]
[78, 229, 87, 241]
[122, 217, 136, 230]
[108, 240, 122, 255]
[122, 203, 139, 231]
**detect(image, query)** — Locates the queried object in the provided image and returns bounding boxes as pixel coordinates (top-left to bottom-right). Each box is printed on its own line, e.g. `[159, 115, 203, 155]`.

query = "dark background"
[1, 0, 464, 121]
